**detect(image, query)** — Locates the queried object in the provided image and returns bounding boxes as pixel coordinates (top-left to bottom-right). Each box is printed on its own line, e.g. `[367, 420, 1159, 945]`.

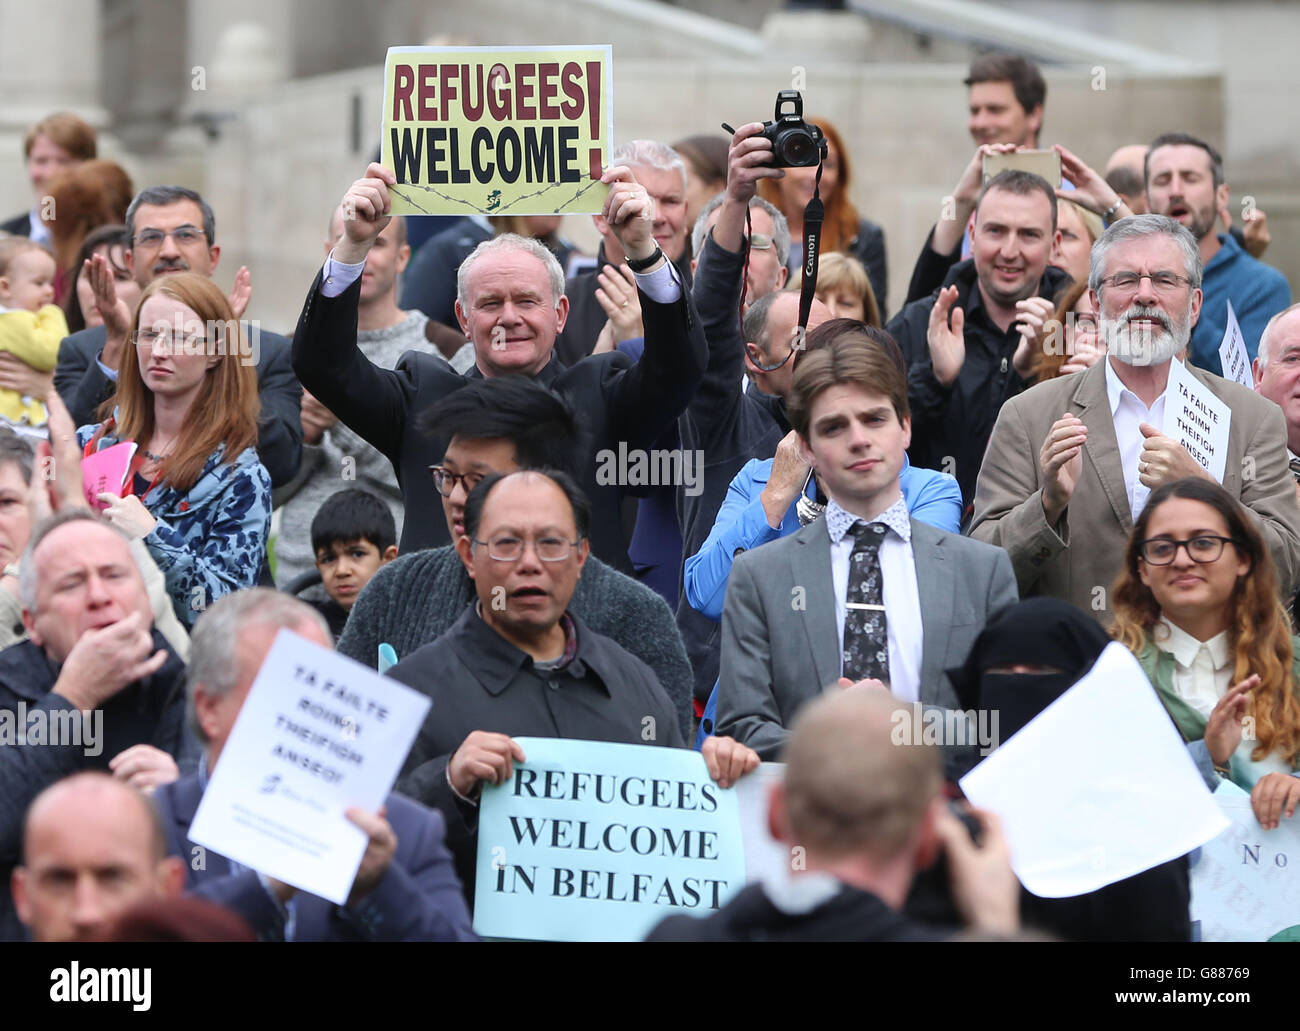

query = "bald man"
[11, 773, 184, 941]
[648, 691, 1018, 941]
[1105, 144, 1149, 215]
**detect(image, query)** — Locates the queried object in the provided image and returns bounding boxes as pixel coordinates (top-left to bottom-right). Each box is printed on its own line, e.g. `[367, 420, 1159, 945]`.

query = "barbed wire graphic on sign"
[391, 175, 604, 215]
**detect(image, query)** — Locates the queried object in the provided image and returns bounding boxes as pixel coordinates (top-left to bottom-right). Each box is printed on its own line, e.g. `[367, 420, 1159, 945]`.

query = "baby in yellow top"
[0, 237, 65, 432]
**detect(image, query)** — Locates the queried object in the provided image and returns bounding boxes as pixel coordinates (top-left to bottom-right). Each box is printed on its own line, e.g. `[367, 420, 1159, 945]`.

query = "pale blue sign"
[473, 737, 746, 941]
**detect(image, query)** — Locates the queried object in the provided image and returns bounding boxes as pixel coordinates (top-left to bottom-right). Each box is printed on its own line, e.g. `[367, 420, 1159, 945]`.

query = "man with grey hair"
[971, 214, 1300, 621]
[554, 138, 693, 364]
[648, 690, 1018, 940]
[151, 588, 475, 941]
[292, 162, 706, 570]
[1252, 302, 1300, 496]
[0, 510, 193, 939]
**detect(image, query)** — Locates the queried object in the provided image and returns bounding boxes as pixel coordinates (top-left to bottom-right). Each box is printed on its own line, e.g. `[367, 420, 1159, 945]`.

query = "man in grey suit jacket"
[718, 330, 1017, 761]
[970, 215, 1300, 622]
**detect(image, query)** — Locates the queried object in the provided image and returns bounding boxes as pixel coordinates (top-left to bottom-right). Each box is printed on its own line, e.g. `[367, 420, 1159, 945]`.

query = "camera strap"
[796, 161, 825, 348]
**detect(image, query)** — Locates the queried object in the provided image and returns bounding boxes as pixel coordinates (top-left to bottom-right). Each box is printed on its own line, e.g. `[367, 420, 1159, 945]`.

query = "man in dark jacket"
[292, 163, 707, 571]
[387, 469, 758, 903]
[156, 589, 475, 942]
[648, 690, 1019, 942]
[336, 376, 696, 739]
[674, 121, 832, 705]
[0, 511, 192, 940]
[886, 170, 1069, 509]
[54, 185, 303, 489]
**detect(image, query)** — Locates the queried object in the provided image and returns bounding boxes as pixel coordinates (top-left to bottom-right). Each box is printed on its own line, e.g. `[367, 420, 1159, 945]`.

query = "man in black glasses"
[385, 467, 757, 904]
[971, 214, 1300, 623]
[52, 185, 303, 489]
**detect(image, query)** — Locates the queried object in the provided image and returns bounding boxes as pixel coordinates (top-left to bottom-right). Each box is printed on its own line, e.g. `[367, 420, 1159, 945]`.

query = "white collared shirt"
[1153, 617, 1230, 719]
[1105, 359, 1168, 519]
[825, 497, 922, 703]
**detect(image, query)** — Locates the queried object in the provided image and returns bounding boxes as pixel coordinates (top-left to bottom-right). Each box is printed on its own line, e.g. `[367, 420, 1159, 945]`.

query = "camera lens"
[780, 131, 814, 166]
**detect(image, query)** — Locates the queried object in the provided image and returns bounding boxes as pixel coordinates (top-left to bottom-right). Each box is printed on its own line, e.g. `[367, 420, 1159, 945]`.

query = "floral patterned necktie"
[842, 522, 890, 683]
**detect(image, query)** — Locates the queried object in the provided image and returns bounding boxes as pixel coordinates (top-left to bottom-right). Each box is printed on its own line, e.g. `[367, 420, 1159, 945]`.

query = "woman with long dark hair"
[1111, 477, 1300, 829]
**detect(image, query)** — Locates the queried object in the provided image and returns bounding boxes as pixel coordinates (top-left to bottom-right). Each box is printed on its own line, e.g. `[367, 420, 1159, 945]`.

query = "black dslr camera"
[759, 90, 827, 168]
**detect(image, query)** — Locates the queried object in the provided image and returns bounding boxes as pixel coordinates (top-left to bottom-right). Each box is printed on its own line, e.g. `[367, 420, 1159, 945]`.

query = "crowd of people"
[2, 48, 1299, 944]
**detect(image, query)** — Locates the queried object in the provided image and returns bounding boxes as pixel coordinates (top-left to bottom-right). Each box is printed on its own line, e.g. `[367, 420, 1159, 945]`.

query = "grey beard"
[1103, 313, 1187, 367]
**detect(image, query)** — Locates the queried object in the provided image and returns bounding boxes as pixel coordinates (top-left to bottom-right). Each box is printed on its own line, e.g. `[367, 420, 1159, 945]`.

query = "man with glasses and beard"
[970, 215, 1300, 623]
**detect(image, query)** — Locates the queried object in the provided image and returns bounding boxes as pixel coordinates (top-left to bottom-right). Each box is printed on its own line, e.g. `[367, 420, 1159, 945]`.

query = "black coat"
[54, 324, 304, 490]
[0, 631, 192, 940]
[675, 232, 786, 703]
[554, 243, 695, 367]
[387, 605, 685, 901]
[887, 258, 1072, 509]
[648, 881, 947, 942]
[291, 269, 707, 570]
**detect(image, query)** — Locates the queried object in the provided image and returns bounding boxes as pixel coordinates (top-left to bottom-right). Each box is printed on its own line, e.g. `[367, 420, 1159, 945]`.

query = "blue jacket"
[154, 771, 476, 942]
[79, 423, 271, 628]
[1190, 233, 1291, 376]
[684, 455, 963, 622]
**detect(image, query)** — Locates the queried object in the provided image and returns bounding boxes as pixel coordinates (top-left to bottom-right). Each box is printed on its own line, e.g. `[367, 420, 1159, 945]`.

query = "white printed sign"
[190, 630, 431, 904]
[1162, 358, 1231, 482]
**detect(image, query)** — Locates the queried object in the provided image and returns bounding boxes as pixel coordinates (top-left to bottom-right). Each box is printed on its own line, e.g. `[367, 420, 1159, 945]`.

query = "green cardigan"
[1137, 635, 1300, 784]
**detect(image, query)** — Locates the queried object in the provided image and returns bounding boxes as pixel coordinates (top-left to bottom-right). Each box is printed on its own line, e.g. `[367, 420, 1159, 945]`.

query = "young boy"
[310, 488, 398, 637]
[0, 238, 65, 437]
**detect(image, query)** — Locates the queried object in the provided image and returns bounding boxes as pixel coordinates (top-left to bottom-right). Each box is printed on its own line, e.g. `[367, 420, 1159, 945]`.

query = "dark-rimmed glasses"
[1138, 535, 1238, 565]
[471, 536, 580, 562]
[429, 466, 484, 498]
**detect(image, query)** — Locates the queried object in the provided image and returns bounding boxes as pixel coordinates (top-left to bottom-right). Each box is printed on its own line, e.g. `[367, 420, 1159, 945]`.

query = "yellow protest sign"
[381, 45, 613, 217]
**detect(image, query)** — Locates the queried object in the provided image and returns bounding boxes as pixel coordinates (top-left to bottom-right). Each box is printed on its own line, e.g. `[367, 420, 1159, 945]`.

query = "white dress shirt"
[320, 247, 681, 303]
[1154, 617, 1230, 719]
[825, 496, 923, 703]
[1154, 617, 1294, 781]
[1105, 358, 1168, 520]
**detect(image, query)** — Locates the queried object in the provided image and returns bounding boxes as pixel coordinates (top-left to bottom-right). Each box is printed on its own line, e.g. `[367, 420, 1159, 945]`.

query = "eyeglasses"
[746, 340, 798, 373]
[1138, 535, 1238, 565]
[130, 328, 207, 352]
[748, 233, 774, 251]
[429, 466, 485, 498]
[472, 535, 579, 562]
[1100, 270, 1193, 293]
[131, 226, 207, 250]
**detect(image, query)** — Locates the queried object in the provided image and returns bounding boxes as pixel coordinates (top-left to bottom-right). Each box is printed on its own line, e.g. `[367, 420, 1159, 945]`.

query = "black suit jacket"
[154, 772, 476, 941]
[54, 323, 303, 489]
[0, 212, 31, 238]
[291, 269, 708, 568]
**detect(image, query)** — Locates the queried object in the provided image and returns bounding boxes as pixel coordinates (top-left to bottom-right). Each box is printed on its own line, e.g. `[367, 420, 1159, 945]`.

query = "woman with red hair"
[77, 272, 270, 628]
